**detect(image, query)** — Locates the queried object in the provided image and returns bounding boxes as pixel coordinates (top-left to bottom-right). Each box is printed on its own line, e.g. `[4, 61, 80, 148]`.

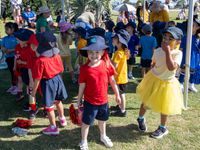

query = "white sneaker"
[6, 86, 16, 93]
[10, 87, 18, 95]
[79, 142, 88, 150]
[189, 84, 198, 93]
[100, 136, 113, 148]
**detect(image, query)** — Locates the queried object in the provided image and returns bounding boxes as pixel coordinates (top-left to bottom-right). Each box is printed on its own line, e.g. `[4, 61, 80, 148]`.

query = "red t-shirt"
[79, 60, 114, 105]
[15, 44, 35, 69]
[32, 54, 64, 80]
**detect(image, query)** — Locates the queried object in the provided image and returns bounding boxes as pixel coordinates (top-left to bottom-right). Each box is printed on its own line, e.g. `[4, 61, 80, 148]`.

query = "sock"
[59, 116, 65, 120]
[30, 104, 37, 111]
[121, 109, 126, 113]
[81, 139, 87, 145]
[138, 116, 144, 120]
[101, 134, 106, 139]
[50, 125, 56, 129]
[159, 125, 166, 129]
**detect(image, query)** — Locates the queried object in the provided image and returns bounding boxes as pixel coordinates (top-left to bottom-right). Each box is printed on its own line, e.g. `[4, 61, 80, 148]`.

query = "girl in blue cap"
[137, 26, 184, 139]
[77, 36, 121, 150]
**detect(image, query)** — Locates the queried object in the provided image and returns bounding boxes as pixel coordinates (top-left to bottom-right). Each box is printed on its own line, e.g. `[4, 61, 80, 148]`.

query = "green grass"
[0, 11, 200, 150]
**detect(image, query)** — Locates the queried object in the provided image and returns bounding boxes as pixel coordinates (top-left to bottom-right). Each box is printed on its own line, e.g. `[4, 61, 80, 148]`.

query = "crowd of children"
[1, 5, 200, 150]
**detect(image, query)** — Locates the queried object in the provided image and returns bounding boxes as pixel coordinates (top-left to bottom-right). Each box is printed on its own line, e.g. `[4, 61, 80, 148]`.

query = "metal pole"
[184, 0, 194, 109]
[143, 0, 145, 23]
[61, 0, 65, 22]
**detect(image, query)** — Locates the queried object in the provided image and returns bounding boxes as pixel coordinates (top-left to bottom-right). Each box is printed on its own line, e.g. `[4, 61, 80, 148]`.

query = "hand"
[16, 59, 23, 65]
[161, 41, 171, 53]
[115, 95, 121, 105]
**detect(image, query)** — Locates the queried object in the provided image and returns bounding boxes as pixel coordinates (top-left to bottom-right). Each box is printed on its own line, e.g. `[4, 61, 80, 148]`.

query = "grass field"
[0, 10, 200, 150]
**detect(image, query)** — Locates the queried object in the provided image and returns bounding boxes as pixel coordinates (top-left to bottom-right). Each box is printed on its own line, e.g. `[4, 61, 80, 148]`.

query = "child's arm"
[109, 76, 121, 105]
[1, 46, 15, 54]
[162, 42, 178, 71]
[31, 79, 41, 97]
[77, 83, 86, 107]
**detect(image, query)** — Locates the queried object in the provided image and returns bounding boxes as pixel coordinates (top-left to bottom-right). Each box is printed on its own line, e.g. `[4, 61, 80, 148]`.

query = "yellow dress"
[137, 48, 184, 115]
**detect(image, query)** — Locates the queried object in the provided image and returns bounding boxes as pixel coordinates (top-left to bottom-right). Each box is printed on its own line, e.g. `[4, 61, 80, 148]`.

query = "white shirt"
[151, 48, 182, 80]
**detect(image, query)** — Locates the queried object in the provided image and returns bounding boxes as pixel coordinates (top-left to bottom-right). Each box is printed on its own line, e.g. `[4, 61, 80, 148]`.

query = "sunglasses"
[163, 35, 175, 41]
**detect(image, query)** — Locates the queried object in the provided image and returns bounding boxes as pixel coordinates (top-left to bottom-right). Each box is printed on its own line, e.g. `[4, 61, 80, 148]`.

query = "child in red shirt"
[14, 29, 38, 119]
[31, 31, 67, 135]
[77, 36, 121, 149]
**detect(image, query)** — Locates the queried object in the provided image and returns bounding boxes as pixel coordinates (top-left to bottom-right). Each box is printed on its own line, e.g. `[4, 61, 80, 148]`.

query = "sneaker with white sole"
[79, 142, 88, 150]
[59, 117, 67, 127]
[150, 126, 169, 139]
[137, 117, 147, 132]
[42, 125, 59, 135]
[6, 86, 16, 93]
[10, 87, 18, 95]
[100, 136, 113, 148]
[189, 84, 198, 93]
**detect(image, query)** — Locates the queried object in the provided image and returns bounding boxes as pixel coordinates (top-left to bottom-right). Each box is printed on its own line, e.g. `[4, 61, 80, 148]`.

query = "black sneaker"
[29, 109, 39, 120]
[137, 118, 147, 132]
[150, 126, 169, 139]
[23, 103, 31, 112]
[110, 105, 120, 111]
[110, 110, 126, 117]
[16, 93, 25, 102]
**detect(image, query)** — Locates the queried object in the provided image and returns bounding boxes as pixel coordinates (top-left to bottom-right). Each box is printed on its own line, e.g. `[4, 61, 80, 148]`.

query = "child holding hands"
[77, 36, 121, 150]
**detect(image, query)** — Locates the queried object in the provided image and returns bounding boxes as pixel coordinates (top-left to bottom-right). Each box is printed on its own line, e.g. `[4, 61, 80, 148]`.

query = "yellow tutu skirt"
[137, 71, 184, 115]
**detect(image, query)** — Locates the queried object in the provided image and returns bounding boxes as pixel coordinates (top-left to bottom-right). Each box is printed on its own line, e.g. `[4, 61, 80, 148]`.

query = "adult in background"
[36, 6, 51, 33]
[21, 5, 36, 28]
[10, 0, 22, 25]
[1, 0, 7, 23]
[117, 11, 128, 24]
[149, 0, 169, 24]
[75, 10, 95, 30]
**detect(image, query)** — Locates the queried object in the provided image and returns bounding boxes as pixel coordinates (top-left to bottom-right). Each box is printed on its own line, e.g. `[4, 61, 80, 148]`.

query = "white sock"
[59, 116, 65, 120]
[101, 134, 106, 139]
[121, 109, 126, 113]
[81, 140, 87, 145]
[50, 125, 56, 129]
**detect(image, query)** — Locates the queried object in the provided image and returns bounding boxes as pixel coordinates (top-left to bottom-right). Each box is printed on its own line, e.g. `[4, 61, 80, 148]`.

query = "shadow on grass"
[0, 123, 151, 150]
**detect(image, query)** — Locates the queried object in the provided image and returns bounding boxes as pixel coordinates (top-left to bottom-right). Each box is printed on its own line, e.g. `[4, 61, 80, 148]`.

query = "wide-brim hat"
[80, 36, 108, 57]
[112, 29, 130, 47]
[59, 21, 74, 32]
[14, 29, 34, 41]
[36, 31, 57, 54]
[163, 27, 183, 40]
[38, 6, 50, 15]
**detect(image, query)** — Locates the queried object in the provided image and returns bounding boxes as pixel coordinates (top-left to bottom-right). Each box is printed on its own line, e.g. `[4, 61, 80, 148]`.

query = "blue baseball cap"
[163, 27, 183, 40]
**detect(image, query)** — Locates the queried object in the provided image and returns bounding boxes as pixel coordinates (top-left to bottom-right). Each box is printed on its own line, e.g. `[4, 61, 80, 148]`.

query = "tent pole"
[183, 0, 194, 109]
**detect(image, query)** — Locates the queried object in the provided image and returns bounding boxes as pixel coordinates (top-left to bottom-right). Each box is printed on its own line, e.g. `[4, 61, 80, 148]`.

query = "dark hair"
[5, 22, 14, 30]
[12, 23, 19, 32]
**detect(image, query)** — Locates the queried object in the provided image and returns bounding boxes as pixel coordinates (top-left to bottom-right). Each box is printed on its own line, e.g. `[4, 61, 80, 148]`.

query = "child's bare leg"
[160, 114, 167, 126]
[120, 93, 126, 112]
[81, 123, 90, 143]
[55, 100, 65, 118]
[141, 68, 146, 77]
[46, 107, 56, 126]
[98, 120, 106, 137]
[139, 103, 146, 117]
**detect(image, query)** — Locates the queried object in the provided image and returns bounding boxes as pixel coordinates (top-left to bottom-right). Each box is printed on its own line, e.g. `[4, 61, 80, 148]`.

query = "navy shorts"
[20, 68, 29, 85]
[118, 84, 126, 94]
[141, 59, 152, 68]
[127, 56, 136, 65]
[41, 74, 68, 107]
[82, 101, 109, 125]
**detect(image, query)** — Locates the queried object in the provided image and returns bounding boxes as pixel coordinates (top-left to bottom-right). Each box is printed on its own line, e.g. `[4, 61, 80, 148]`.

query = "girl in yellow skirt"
[136, 26, 184, 139]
